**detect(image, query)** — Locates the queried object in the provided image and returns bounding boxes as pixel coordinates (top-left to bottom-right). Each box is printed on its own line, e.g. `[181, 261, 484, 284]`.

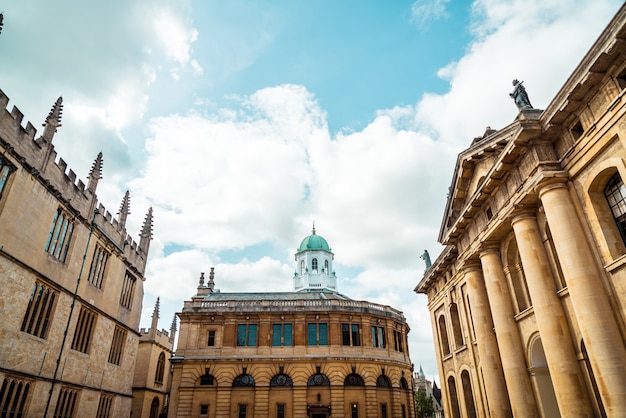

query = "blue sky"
[1, 0, 622, 383]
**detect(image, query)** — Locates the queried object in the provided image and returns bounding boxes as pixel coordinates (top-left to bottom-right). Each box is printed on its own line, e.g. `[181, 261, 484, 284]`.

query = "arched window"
[604, 172, 626, 244]
[399, 377, 408, 389]
[149, 397, 159, 418]
[449, 303, 464, 348]
[307, 373, 330, 386]
[447, 376, 461, 418]
[344, 373, 365, 386]
[301, 260, 305, 272]
[155, 352, 165, 384]
[232, 373, 255, 387]
[438, 315, 451, 356]
[312, 258, 318, 271]
[376, 375, 391, 387]
[324, 260, 329, 273]
[270, 373, 293, 387]
[461, 371, 477, 418]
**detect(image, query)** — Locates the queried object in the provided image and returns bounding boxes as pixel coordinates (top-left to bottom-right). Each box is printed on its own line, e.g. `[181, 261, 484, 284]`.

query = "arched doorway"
[149, 397, 160, 418]
[529, 337, 560, 417]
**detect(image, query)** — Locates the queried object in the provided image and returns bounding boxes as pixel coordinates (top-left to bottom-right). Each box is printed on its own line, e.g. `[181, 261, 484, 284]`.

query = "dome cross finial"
[312, 221, 316, 235]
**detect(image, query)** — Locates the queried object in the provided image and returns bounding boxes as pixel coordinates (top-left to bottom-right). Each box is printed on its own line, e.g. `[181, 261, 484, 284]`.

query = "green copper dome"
[298, 224, 331, 252]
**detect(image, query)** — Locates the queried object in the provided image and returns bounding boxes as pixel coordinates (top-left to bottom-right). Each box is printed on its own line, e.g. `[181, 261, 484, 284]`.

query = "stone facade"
[415, 5, 626, 418]
[0, 89, 153, 417]
[131, 298, 176, 418]
[169, 233, 416, 418]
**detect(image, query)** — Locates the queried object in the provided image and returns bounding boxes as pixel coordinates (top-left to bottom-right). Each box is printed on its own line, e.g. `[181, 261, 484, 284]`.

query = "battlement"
[139, 327, 174, 350]
[0, 88, 149, 274]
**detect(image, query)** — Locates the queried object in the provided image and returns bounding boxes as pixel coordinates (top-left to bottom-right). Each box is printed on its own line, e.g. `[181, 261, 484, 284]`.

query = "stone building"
[131, 298, 176, 418]
[415, 4, 626, 418]
[413, 367, 443, 418]
[169, 227, 416, 418]
[0, 89, 153, 417]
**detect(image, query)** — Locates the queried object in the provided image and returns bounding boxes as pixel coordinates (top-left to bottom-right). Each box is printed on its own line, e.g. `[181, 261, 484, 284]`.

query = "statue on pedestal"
[510, 79, 533, 111]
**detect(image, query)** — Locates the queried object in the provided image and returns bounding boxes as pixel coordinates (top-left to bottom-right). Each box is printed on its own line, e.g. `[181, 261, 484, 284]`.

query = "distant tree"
[416, 390, 435, 418]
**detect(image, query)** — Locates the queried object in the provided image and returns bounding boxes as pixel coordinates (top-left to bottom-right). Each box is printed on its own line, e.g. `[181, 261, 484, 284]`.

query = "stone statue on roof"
[420, 250, 432, 270]
[510, 79, 533, 111]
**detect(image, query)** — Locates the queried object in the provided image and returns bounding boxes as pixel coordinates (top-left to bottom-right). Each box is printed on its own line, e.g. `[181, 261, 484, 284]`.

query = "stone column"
[479, 246, 538, 417]
[538, 181, 626, 415]
[463, 263, 512, 418]
[512, 212, 593, 416]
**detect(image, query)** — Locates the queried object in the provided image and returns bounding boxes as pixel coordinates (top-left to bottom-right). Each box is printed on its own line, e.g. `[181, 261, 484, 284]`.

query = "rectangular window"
[272, 323, 293, 346]
[107, 326, 126, 365]
[401, 404, 406, 418]
[342, 323, 361, 346]
[0, 157, 14, 199]
[307, 323, 328, 346]
[87, 244, 109, 289]
[351, 403, 358, 418]
[119, 271, 136, 310]
[237, 324, 257, 347]
[208, 330, 216, 346]
[0, 376, 31, 417]
[96, 394, 113, 418]
[394, 330, 404, 352]
[71, 306, 97, 353]
[381, 403, 387, 418]
[54, 388, 79, 418]
[277, 404, 285, 418]
[200, 404, 209, 415]
[45, 208, 74, 262]
[238, 404, 247, 418]
[21, 282, 57, 339]
[372, 326, 386, 348]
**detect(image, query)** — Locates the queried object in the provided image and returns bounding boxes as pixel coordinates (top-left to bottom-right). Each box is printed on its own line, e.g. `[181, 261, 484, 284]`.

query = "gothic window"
[54, 387, 79, 418]
[107, 326, 126, 365]
[342, 323, 361, 346]
[605, 172, 626, 245]
[344, 373, 365, 386]
[0, 156, 14, 200]
[87, 244, 109, 289]
[155, 352, 165, 385]
[96, 394, 113, 418]
[71, 306, 97, 353]
[45, 208, 74, 262]
[149, 398, 160, 418]
[307, 323, 328, 345]
[0, 376, 30, 417]
[438, 315, 451, 356]
[312, 258, 318, 271]
[270, 374, 293, 387]
[272, 323, 293, 346]
[376, 375, 391, 387]
[119, 271, 136, 310]
[371, 326, 386, 348]
[237, 324, 258, 346]
[21, 281, 57, 339]
[232, 374, 255, 387]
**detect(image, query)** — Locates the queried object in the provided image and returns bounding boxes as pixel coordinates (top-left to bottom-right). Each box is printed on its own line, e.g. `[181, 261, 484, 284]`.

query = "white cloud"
[411, 0, 451, 29]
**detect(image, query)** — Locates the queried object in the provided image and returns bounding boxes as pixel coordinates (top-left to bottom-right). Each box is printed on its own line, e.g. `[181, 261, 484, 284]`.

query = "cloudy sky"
[1, 0, 622, 382]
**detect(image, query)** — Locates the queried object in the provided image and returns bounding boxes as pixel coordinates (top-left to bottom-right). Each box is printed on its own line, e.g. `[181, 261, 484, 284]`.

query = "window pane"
[352, 324, 360, 346]
[319, 323, 328, 345]
[342, 323, 350, 346]
[237, 325, 246, 346]
[248, 325, 257, 346]
[284, 324, 292, 346]
[272, 324, 282, 346]
[307, 323, 316, 345]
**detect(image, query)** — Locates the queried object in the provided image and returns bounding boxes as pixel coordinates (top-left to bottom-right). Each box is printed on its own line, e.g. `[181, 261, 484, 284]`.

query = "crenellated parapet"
[0, 88, 152, 274]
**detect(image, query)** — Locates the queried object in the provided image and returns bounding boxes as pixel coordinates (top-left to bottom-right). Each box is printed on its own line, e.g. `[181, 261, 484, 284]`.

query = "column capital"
[535, 174, 569, 199]
[479, 241, 500, 257]
[460, 259, 482, 273]
[511, 209, 537, 227]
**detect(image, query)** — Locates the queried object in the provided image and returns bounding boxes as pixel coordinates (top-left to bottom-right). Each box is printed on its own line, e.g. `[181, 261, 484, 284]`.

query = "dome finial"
[312, 221, 316, 235]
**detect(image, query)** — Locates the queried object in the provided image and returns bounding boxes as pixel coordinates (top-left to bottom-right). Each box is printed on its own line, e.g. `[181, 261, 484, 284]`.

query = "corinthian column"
[538, 181, 626, 416]
[479, 246, 538, 417]
[511, 212, 593, 417]
[463, 262, 512, 418]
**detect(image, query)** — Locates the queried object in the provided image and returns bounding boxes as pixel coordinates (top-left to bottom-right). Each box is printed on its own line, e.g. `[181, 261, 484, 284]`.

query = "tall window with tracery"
[87, 244, 109, 289]
[120, 271, 136, 310]
[155, 352, 165, 384]
[0, 376, 30, 417]
[21, 281, 57, 338]
[45, 208, 74, 262]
